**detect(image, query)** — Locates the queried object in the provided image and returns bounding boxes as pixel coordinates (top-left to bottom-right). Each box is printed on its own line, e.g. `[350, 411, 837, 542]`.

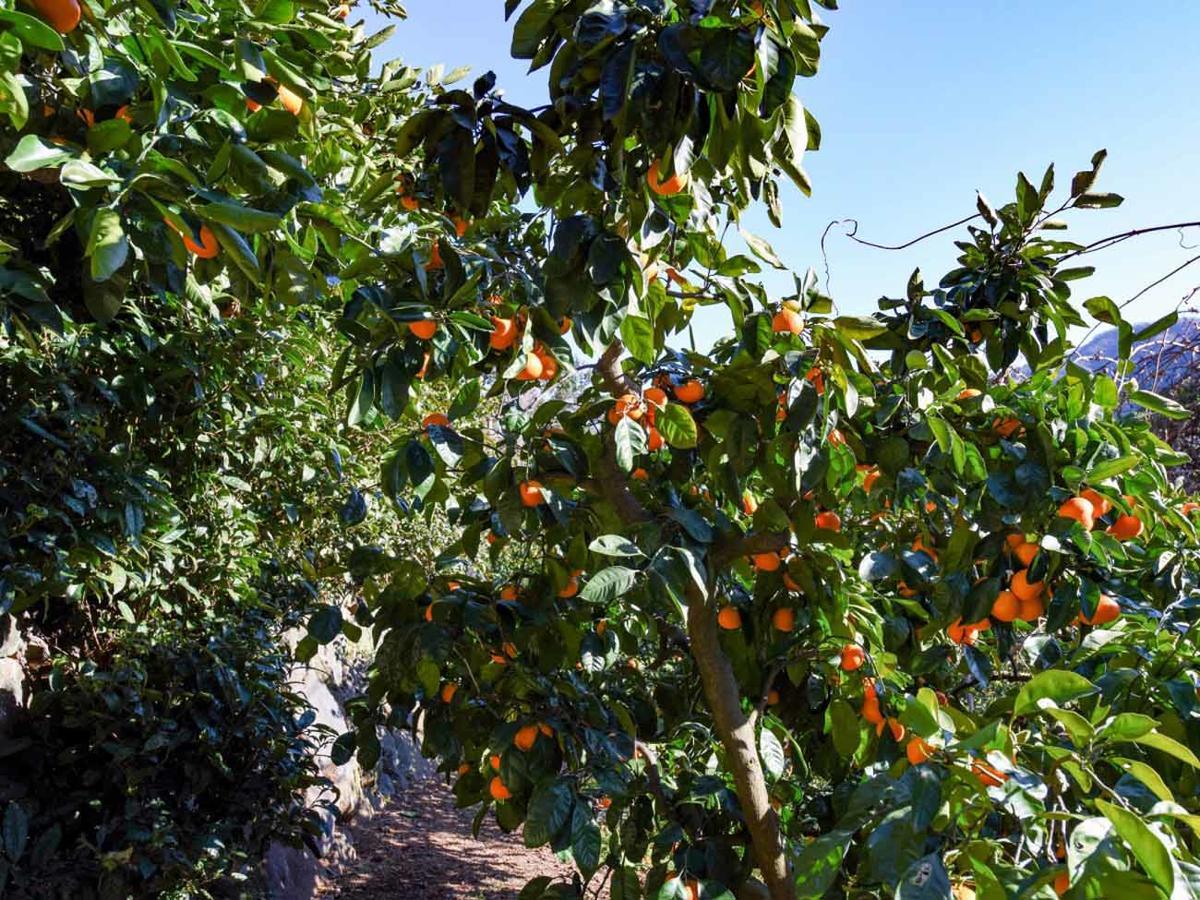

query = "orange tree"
[6, 1, 1200, 899]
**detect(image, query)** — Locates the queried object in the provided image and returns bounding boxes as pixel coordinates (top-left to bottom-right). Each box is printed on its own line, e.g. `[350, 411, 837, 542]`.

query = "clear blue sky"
[364, 2, 1199, 348]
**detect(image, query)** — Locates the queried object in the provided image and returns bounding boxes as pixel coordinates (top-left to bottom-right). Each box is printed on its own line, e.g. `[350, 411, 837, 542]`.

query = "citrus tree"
[6, 1, 1200, 899]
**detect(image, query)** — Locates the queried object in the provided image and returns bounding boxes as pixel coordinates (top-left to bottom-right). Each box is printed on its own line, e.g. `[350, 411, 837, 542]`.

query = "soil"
[318, 778, 577, 898]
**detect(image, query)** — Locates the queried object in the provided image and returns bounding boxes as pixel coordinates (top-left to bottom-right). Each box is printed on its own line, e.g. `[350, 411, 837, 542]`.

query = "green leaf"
[896, 853, 951, 900]
[1075, 192, 1124, 209]
[760, 728, 786, 779]
[0, 69, 28, 130]
[570, 804, 601, 877]
[829, 699, 861, 757]
[1129, 389, 1190, 421]
[740, 227, 785, 270]
[1124, 731, 1200, 769]
[1095, 798, 1173, 896]
[610, 866, 642, 900]
[1098, 713, 1158, 742]
[1087, 454, 1140, 482]
[524, 778, 573, 848]
[589, 535, 644, 558]
[0, 9, 65, 51]
[197, 197, 282, 232]
[3, 803, 28, 861]
[510, 0, 558, 60]
[4, 134, 74, 172]
[307, 605, 343, 644]
[1013, 670, 1097, 717]
[1110, 758, 1174, 804]
[579, 566, 639, 603]
[655, 403, 698, 449]
[834, 315, 887, 340]
[87, 209, 129, 283]
[613, 415, 642, 471]
[620, 314, 656, 364]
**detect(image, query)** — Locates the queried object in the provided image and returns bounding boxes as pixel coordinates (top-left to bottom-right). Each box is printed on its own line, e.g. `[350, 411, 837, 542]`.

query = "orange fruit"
[499, 584, 519, 601]
[861, 691, 884, 725]
[717, 606, 742, 630]
[646, 159, 688, 196]
[410, 319, 438, 340]
[489, 316, 518, 350]
[1054, 872, 1069, 896]
[1013, 541, 1039, 567]
[906, 738, 933, 765]
[1080, 593, 1120, 626]
[1057, 497, 1095, 530]
[1107, 513, 1143, 541]
[537, 722, 553, 737]
[993, 416, 1023, 439]
[814, 511, 842, 532]
[805, 366, 825, 395]
[862, 468, 880, 493]
[425, 242, 444, 271]
[772, 306, 804, 335]
[514, 724, 539, 751]
[515, 350, 544, 381]
[771, 608, 796, 632]
[946, 619, 977, 646]
[742, 492, 758, 515]
[534, 346, 558, 381]
[440, 683, 458, 703]
[767, 689, 780, 705]
[489, 776, 511, 802]
[1017, 594, 1045, 621]
[503, 641, 518, 658]
[885, 717, 906, 742]
[1010, 569, 1044, 603]
[644, 386, 668, 409]
[840, 644, 865, 671]
[647, 426, 664, 452]
[631, 467, 649, 481]
[911, 536, 939, 561]
[165, 219, 220, 259]
[957, 388, 982, 400]
[1181, 501, 1200, 517]
[489, 754, 502, 770]
[518, 480, 544, 507]
[32, 0, 81, 33]
[422, 412, 451, 429]
[752, 551, 781, 572]
[277, 83, 304, 116]
[114, 105, 132, 124]
[1080, 488, 1112, 518]
[597, 796, 612, 809]
[991, 590, 1020, 622]
[557, 573, 581, 598]
[607, 393, 644, 425]
[558, 316, 572, 334]
[673, 379, 705, 404]
[452, 215, 469, 237]
[245, 96, 262, 113]
[333, 3, 351, 19]
[456, 762, 471, 776]
[398, 194, 420, 211]
[972, 759, 1007, 787]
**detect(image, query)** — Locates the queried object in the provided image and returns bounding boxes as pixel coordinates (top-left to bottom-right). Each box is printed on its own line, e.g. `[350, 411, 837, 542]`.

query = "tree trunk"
[687, 593, 794, 900]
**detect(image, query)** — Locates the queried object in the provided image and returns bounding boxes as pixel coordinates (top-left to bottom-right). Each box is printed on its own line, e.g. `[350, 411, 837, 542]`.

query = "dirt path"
[318, 778, 577, 898]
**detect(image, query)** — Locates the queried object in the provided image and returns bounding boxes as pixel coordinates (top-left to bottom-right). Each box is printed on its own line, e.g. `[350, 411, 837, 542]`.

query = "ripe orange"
[534, 346, 557, 381]
[752, 551, 781, 572]
[717, 606, 742, 630]
[422, 412, 451, 429]
[1054, 872, 1069, 896]
[1057, 497, 1095, 531]
[452, 215, 469, 237]
[862, 467, 880, 493]
[956, 388, 982, 400]
[515, 350, 544, 381]
[767, 689, 780, 705]
[646, 159, 688, 196]
[398, 194, 420, 211]
[906, 737, 933, 765]
[647, 426, 664, 451]
[1013, 541, 1039, 567]
[456, 762, 471, 776]
[607, 393, 644, 424]
[946, 618, 978, 646]
[489, 753, 502, 770]
[1080, 593, 1120, 626]
[742, 492, 758, 515]
[557, 573, 581, 598]
[489, 776, 511, 802]
[425, 242, 444, 271]
[489, 316, 518, 350]
[1107, 513, 1143, 541]
[558, 316, 572, 334]
[1080, 488, 1112, 518]
[503, 641, 518, 659]
[32, 0, 81, 33]
[993, 416, 1023, 439]
[673, 379, 705, 404]
[1017, 594, 1045, 621]
[805, 366, 825, 395]
[410, 319, 438, 340]
[514, 724, 539, 751]
[1010, 568, 1044, 603]
[886, 717, 906, 742]
[1181, 501, 1200, 517]
[1005, 533, 1026, 551]
[165, 219, 220, 259]
[814, 511, 841, 532]
[644, 386, 668, 409]
[839, 644, 865, 671]
[631, 467, 649, 481]
[972, 759, 1007, 787]
[861, 689, 884, 725]
[440, 683, 457, 703]
[771, 306, 804, 335]
[911, 536, 939, 561]
[771, 608, 796, 632]
[277, 83, 304, 116]
[518, 480, 544, 507]
[827, 428, 847, 448]
[991, 590, 1020, 622]
[333, 3, 351, 20]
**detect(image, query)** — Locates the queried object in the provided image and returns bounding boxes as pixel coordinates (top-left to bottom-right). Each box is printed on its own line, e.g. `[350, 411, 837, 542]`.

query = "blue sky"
[364, 2, 1199, 348]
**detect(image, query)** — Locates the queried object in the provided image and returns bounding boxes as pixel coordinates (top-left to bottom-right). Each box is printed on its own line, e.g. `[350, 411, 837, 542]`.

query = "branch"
[596, 340, 638, 397]
[825, 213, 981, 252]
[1062, 220, 1200, 260]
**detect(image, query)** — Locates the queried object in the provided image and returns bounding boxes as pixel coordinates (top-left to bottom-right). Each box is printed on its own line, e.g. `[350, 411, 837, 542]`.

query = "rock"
[0, 658, 24, 730]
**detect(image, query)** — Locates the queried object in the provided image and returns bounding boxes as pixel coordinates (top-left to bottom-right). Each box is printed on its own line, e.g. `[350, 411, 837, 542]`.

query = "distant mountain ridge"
[1069, 314, 1200, 392]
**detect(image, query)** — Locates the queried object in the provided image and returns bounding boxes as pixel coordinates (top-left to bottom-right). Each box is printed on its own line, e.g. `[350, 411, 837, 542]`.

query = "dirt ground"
[317, 778, 577, 898]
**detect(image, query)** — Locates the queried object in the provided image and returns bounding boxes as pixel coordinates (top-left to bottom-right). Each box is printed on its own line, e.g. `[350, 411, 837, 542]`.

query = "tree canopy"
[4, 1, 1200, 899]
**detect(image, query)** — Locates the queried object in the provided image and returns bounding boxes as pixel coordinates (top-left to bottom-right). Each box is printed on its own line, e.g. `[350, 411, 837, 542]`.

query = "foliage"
[6, 0, 1200, 899]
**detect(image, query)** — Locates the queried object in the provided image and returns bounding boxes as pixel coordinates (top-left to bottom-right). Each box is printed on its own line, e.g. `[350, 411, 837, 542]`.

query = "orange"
[1057, 497, 1094, 530]
[742, 492, 758, 515]
[906, 738, 933, 765]
[277, 83, 304, 116]
[514, 724, 539, 751]
[489, 316, 518, 350]
[515, 350, 544, 381]
[534, 346, 558, 381]
[861, 691, 884, 725]
[1181, 501, 1200, 517]
[1005, 533, 1026, 551]
[489, 753, 502, 770]
[489, 776, 511, 802]
[422, 413, 451, 429]
[333, 3, 351, 19]
[862, 467, 880, 493]
[752, 551, 781, 572]
[114, 105, 132, 124]
[767, 689, 780, 705]
[503, 641, 518, 658]
[956, 388, 982, 400]
[499, 584, 519, 601]
[886, 717, 906, 742]
[1107, 513, 1143, 541]
[557, 573, 580, 598]
[398, 193, 420, 211]
[32, 0, 81, 33]
[1010, 569, 1044, 603]
[1080, 593, 1120, 626]
[597, 796, 612, 809]
[1017, 594, 1044, 621]
[946, 619, 978, 646]
[972, 759, 1007, 787]
[839, 644, 865, 671]
[814, 511, 841, 532]
[518, 480, 544, 507]
[717, 606, 742, 630]
[410, 319, 438, 340]
[452, 215, 469, 237]
[673, 379, 705, 404]
[644, 386, 668, 409]
[440, 683, 457, 703]
[537, 722, 553, 737]
[456, 762, 471, 776]
[165, 219, 220, 259]
[782, 572, 800, 592]
[558, 316, 572, 334]
[993, 416, 1023, 438]
[425, 242, 444, 271]
[805, 366, 825, 395]
[1054, 872, 1069, 896]
[246, 96, 263, 112]
[1013, 541, 1039, 567]
[424, 603, 434, 622]
[647, 426, 664, 452]
[772, 306, 804, 335]
[991, 590, 1020, 622]
[607, 393, 644, 425]
[771, 608, 796, 632]
[646, 159, 688, 196]
[1080, 488, 1112, 518]
[631, 467, 649, 480]
[911, 536, 939, 561]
